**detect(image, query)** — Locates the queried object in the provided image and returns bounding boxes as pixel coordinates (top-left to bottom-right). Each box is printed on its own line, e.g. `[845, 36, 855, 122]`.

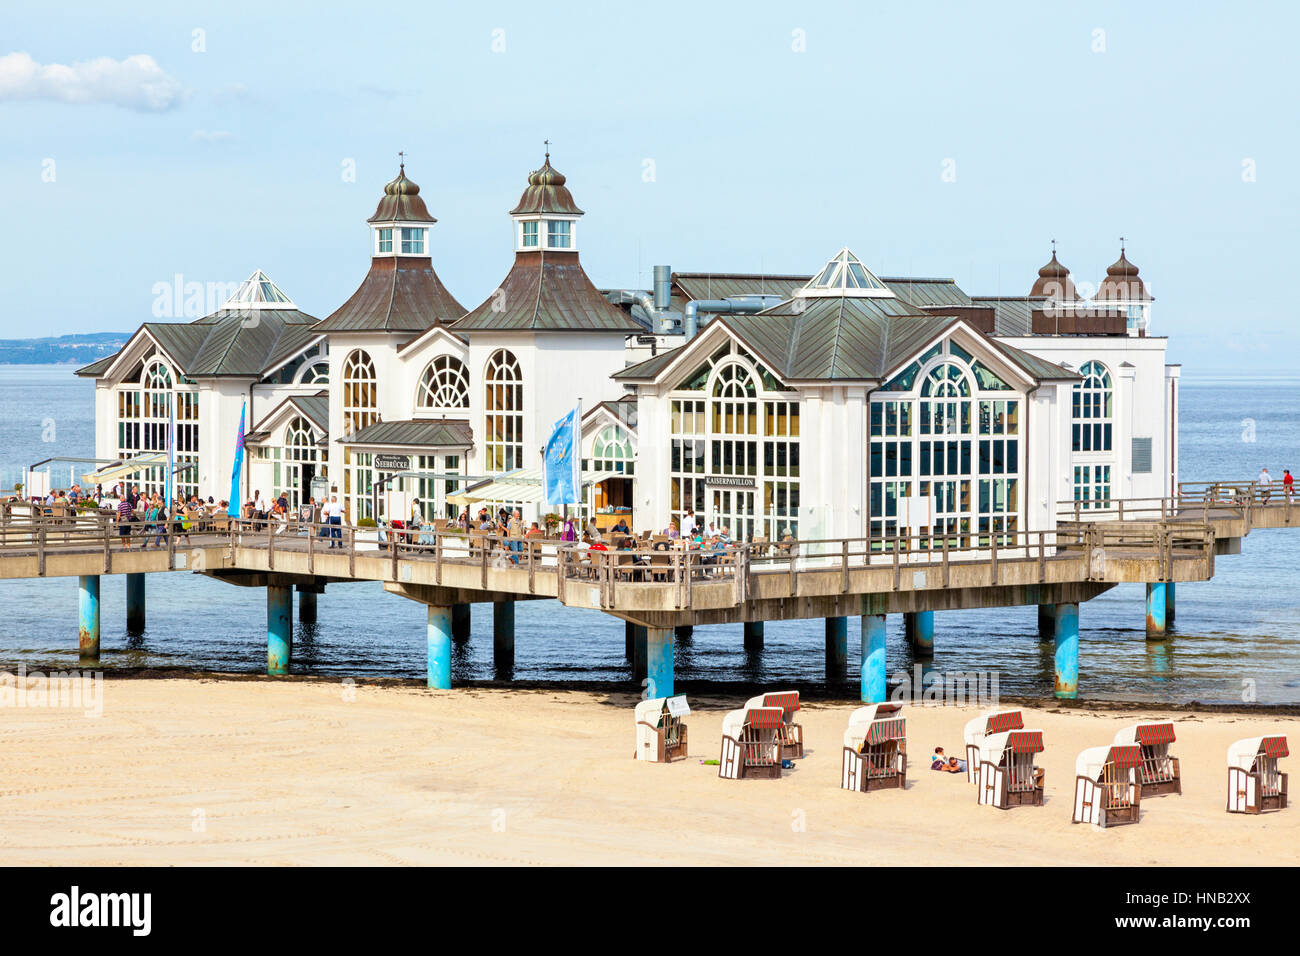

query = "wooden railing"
[1058, 480, 1296, 526]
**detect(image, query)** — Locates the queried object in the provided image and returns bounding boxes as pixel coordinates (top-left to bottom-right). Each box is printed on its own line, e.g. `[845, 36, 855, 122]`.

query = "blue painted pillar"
[78, 575, 100, 662]
[646, 626, 674, 698]
[633, 625, 648, 680]
[1037, 603, 1055, 640]
[1146, 582, 1168, 639]
[452, 602, 471, 642]
[825, 616, 848, 676]
[1054, 602, 1079, 699]
[297, 587, 317, 624]
[1165, 583, 1176, 624]
[905, 610, 934, 658]
[427, 604, 452, 689]
[267, 584, 292, 676]
[493, 600, 515, 667]
[744, 621, 764, 651]
[125, 573, 146, 635]
[860, 613, 887, 703]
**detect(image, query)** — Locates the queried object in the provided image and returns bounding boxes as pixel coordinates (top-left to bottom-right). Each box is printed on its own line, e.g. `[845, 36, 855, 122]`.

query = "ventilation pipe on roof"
[683, 295, 784, 340]
[653, 265, 671, 310]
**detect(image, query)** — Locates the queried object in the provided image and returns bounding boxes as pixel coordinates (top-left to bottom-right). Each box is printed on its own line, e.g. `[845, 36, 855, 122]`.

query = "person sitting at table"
[611, 517, 630, 535]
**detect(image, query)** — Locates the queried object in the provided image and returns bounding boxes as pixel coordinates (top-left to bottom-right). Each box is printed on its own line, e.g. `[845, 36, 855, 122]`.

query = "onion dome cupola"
[1095, 241, 1153, 335]
[453, 152, 641, 333]
[1030, 246, 1078, 301]
[367, 159, 438, 259]
[315, 161, 465, 334]
[509, 147, 584, 253]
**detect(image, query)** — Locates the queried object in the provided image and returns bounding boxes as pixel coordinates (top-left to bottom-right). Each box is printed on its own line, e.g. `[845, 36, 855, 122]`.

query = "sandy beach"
[1, 676, 1296, 866]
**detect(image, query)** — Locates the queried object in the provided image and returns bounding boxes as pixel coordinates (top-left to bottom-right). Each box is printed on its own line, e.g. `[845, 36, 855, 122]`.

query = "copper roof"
[316, 256, 466, 334]
[344, 418, 472, 448]
[127, 308, 320, 378]
[1096, 248, 1153, 301]
[367, 164, 437, 224]
[1029, 251, 1078, 299]
[453, 250, 642, 333]
[509, 154, 584, 216]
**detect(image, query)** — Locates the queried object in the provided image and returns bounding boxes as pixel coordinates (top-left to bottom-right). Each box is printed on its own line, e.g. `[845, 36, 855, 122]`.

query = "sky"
[2, 1, 1297, 371]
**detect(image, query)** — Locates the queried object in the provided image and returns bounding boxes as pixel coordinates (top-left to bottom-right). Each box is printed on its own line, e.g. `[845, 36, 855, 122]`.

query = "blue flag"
[227, 403, 246, 517]
[542, 406, 581, 505]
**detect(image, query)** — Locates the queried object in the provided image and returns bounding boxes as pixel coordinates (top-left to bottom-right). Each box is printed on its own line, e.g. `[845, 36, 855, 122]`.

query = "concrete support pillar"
[266, 585, 292, 676]
[646, 626, 675, 698]
[1165, 583, 1176, 624]
[905, 610, 934, 658]
[78, 575, 100, 663]
[860, 613, 887, 703]
[125, 573, 146, 635]
[633, 625, 648, 680]
[625, 620, 636, 660]
[493, 600, 515, 667]
[452, 602, 471, 642]
[297, 587, 317, 624]
[674, 625, 694, 643]
[743, 621, 764, 651]
[825, 616, 848, 677]
[1145, 582, 1168, 639]
[1054, 602, 1079, 699]
[426, 605, 452, 689]
[1037, 603, 1055, 640]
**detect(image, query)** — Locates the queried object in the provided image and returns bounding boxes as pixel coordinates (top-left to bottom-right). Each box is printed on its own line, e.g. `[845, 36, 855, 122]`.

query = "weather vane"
[398, 150, 405, 172]
[544, 138, 550, 161]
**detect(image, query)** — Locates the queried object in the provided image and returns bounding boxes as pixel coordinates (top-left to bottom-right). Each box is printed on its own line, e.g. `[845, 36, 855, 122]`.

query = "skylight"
[222, 270, 297, 310]
[796, 248, 894, 298]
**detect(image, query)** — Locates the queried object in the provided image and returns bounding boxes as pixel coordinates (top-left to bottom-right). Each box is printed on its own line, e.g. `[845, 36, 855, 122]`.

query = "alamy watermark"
[0, 665, 103, 717]
[889, 665, 1000, 707]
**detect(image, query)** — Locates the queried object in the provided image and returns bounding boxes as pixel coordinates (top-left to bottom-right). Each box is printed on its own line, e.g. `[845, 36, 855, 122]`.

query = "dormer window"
[377, 228, 393, 254]
[401, 227, 426, 255]
[521, 221, 539, 248]
[547, 220, 572, 249]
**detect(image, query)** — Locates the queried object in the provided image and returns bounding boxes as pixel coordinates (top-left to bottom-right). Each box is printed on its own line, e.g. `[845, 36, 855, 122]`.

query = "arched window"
[343, 350, 378, 436]
[299, 361, 329, 385]
[278, 416, 319, 509]
[131, 356, 198, 500]
[589, 425, 634, 475]
[484, 349, 523, 472]
[416, 355, 469, 410]
[1072, 361, 1112, 452]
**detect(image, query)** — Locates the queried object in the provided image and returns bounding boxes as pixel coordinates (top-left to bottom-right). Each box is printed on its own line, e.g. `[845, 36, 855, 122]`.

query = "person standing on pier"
[1258, 466, 1272, 503]
[117, 495, 134, 550]
[1284, 469, 1294, 498]
[324, 495, 343, 548]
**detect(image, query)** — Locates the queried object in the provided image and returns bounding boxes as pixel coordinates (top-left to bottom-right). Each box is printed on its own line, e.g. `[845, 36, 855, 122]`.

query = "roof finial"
[1051, 238, 1057, 256]
[543, 138, 550, 162]
[1119, 235, 1126, 254]
[398, 150, 405, 174]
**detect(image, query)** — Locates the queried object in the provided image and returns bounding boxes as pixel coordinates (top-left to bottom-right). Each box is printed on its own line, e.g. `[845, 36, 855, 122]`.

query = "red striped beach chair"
[1072, 745, 1142, 827]
[976, 729, 1045, 809]
[1114, 722, 1181, 797]
[634, 695, 690, 763]
[1227, 735, 1289, 814]
[841, 703, 907, 793]
[718, 707, 784, 780]
[745, 690, 803, 759]
[963, 709, 1023, 785]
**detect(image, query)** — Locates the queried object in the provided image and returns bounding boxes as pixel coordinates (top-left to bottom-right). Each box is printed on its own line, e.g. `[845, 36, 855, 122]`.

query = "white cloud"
[0, 51, 184, 112]
[191, 129, 234, 143]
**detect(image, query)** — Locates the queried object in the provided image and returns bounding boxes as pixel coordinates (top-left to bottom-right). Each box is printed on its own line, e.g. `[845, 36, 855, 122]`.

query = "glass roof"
[222, 270, 297, 310]
[796, 247, 894, 298]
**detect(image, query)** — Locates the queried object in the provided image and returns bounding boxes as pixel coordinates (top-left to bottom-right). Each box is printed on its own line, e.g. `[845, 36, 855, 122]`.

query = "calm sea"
[2, 364, 1298, 704]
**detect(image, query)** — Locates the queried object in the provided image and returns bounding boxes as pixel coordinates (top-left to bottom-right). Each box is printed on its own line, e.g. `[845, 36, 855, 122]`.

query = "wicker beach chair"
[963, 709, 1024, 784]
[634, 695, 690, 762]
[976, 729, 1045, 809]
[718, 706, 784, 780]
[745, 691, 803, 759]
[841, 703, 907, 793]
[1072, 745, 1142, 827]
[1227, 736, 1289, 814]
[1113, 722, 1181, 797]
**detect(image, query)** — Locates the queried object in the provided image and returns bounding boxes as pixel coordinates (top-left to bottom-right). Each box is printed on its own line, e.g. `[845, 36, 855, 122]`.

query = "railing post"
[103, 525, 111, 574]
[990, 533, 998, 584]
[1118, 500, 1124, 521]
[1038, 530, 1046, 582]
[527, 537, 535, 594]
[267, 519, 275, 570]
[841, 539, 849, 593]
[348, 527, 356, 576]
[307, 519, 314, 573]
[942, 535, 950, 587]
[435, 532, 443, 585]
[38, 523, 46, 577]
[891, 537, 900, 591]
[557, 548, 566, 604]
[481, 535, 489, 590]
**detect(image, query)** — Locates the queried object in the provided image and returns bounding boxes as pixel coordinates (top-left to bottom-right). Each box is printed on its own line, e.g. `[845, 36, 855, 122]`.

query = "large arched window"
[869, 341, 1022, 548]
[342, 350, 378, 436]
[298, 360, 329, 386]
[589, 425, 634, 475]
[416, 355, 469, 410]
[128, 356, 198, 500]
[484, 349, 523, 472]
[277, 416, 320, 509]
[1072, 361, 1112, 452]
